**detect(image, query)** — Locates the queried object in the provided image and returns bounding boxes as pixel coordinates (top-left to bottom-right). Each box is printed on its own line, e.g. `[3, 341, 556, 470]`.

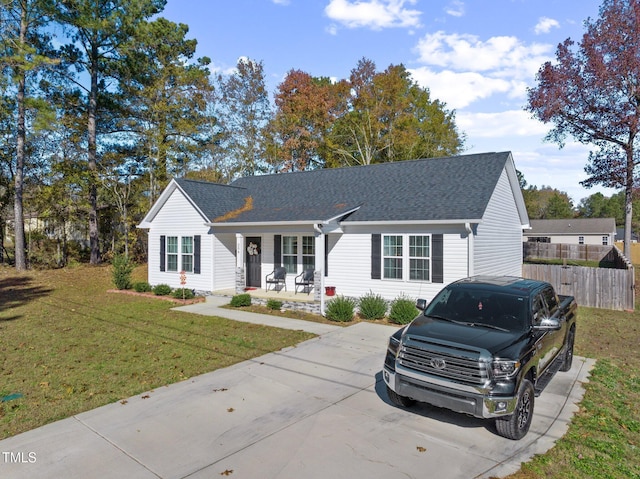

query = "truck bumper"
[383, 366, 518, 419]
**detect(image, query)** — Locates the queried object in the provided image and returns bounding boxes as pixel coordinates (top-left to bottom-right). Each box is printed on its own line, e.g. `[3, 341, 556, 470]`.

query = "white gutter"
[465, 222, 474, 277]
[314, 223, 326, 316]
[340, 219, 483, 226]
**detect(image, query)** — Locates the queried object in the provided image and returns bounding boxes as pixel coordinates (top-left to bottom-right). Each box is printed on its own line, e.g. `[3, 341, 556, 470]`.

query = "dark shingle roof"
[177, 152, 512, 224]
[175, 179, 247, 220]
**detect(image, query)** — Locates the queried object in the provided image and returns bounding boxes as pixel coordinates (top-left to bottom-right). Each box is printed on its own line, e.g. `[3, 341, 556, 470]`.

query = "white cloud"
[534, 17, 560, 35]
[326, 23, 339, 35]
[456, 110, 549, 138]
[324, 0, 422, 30]
[411, 31, 554, 105]
[409, 67, 512, 109]
[445, 0, 465, 17]
[272, 0, 290, 5]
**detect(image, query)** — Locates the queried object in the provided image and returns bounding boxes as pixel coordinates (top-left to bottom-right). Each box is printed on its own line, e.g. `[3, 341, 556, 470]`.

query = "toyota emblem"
[431, 358, 446, 370]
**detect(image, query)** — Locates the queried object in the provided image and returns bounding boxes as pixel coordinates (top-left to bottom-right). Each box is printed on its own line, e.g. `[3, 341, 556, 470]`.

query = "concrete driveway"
[0, 304, 593, 479]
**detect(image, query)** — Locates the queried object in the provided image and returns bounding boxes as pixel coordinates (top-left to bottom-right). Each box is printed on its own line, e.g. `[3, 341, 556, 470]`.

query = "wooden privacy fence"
[522, 264, 634, 311]
[523, 243, 635, 311]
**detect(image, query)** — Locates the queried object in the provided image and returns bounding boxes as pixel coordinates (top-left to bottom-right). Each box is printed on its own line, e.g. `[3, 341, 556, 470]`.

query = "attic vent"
[213, 196, 253, 222]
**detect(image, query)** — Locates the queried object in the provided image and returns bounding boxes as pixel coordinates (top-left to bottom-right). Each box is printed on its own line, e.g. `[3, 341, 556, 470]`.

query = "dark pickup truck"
[383, 275, 577, 440]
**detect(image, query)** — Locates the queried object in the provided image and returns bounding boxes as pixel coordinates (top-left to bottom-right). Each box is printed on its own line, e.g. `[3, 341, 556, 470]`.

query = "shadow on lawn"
[0, 276, 52, 321]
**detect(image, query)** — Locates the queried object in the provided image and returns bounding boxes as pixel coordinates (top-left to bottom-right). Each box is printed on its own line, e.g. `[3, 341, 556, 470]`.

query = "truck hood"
[404, 315, 523, 355]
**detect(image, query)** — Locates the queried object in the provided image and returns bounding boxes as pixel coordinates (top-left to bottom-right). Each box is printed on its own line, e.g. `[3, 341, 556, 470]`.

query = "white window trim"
[382, 234, 431, 282]
[166, 236, 194, 273]
[282, 235, 315, 274]
[181, 236, 194, 273]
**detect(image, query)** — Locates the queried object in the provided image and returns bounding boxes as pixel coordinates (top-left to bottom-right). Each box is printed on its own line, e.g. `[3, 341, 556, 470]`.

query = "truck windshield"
[424, 286, 528, 332]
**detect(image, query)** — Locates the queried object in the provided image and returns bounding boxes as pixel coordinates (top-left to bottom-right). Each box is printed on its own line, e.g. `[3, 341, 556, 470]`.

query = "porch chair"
[265, 266, 287, 292]
[295, 268, 315, 294]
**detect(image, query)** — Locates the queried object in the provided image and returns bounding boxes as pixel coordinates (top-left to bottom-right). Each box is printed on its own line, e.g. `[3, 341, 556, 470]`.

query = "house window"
[302, 236, 315, 270]
[383, 235, 403, 279]
[602, 236, 609, 245]
[181, 236, 193, 273]
[161, 235, 200, 274]
[283, 236, 298, 274]
[579, 236, 584, 245]
[382, 235, 431, 281]
[281, 235, 315, 273]
[409, 235, 430, 281]
[166, 236, 178, 272]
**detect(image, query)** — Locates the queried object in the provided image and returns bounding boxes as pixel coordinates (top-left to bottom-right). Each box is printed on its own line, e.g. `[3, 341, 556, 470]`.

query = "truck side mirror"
[416, 299, 427, 310]
[533, 317, 561, 331]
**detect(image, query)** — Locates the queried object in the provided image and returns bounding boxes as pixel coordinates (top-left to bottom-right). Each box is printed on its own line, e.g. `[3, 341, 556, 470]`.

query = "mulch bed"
[107, 289, 206, 305]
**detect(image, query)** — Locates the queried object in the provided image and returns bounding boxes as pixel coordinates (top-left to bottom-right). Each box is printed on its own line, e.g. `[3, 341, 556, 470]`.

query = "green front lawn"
[0, 265, 313, 439]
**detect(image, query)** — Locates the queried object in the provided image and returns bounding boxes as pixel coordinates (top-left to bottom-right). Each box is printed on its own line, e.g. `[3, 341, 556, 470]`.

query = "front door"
[245, 237, 262, 288]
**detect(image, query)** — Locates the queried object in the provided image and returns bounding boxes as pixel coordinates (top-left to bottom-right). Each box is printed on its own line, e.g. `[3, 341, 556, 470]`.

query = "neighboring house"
[616, 227, 638, 243]
[524, 218, 616, 246]
[138, 151, 529, 313]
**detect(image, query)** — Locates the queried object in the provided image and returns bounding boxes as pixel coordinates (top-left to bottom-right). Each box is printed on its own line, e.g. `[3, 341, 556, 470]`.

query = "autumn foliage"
[526, 0, 640, 255]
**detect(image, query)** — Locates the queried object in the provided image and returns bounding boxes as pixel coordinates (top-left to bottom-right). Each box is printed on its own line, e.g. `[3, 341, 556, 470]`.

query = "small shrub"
[152, 284, 172, 296]
[389, 295, 419, 325]
[230, 293, 251, 307]
[133, 281, 152, 293]
[325, 295, 356, 322]
[112, 254, 135, 290]
[172, 288, 195, 300]
[266, 299, 283, 310]
[358, 291, 388, 320]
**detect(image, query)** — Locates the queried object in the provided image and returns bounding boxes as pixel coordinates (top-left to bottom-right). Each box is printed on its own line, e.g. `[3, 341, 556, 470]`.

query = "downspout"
[314, 224, 325, 315]
[465, 222, 474, 277]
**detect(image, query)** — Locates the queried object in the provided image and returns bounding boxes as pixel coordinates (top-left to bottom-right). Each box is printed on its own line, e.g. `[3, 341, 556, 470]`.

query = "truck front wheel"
[495, 379, 534, 440]
[386, 385, 415, 408]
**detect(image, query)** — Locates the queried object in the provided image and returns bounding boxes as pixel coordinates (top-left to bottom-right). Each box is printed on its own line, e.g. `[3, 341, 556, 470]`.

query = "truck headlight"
[388, 336, 401, 357]
[491, 359, 520, 379]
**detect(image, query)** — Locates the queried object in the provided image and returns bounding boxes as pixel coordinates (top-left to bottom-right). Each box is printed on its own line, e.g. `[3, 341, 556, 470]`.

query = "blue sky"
[160, 0, 615, 205]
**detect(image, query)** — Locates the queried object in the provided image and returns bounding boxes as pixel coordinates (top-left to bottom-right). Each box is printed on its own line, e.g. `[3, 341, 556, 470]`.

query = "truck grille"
[398, 337, 488, 386]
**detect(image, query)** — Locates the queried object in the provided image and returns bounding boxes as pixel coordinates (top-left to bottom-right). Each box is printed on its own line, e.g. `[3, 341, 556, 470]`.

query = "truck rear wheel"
[495, 379, 534, 440]
[559, 328, 575, 372]
[386, 385, 415, 408]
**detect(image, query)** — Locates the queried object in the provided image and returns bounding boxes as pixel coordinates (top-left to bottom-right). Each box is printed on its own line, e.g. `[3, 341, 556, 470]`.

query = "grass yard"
[506, 291, 640, 478]
[0, 263, 639, 478]
[0, 264, 314, 440]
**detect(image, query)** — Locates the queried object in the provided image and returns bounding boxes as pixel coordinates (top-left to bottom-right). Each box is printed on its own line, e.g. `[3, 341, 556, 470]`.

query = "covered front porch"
[212, 285, 337, 315]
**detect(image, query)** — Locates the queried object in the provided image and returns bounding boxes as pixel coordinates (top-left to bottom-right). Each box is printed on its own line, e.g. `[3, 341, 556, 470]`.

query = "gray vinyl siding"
[326, 224, 469, 303]
[147, 189, 214, 291]
[212, 233, 236, 291]
[473, 169, 523, 276]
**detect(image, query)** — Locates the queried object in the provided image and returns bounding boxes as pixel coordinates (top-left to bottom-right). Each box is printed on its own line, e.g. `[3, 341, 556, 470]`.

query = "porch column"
[314, 227, 325, 314]
[235, 233, 245, 293]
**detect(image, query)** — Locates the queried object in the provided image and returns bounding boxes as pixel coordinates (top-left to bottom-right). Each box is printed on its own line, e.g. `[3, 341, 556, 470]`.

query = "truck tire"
[559, 328, 575, 372]
[386, 385, 415, 408]
[495, 379, 534, 440]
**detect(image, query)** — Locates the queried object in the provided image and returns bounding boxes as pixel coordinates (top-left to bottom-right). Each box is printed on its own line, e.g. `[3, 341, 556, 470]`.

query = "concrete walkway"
[0, 296, 594, 479]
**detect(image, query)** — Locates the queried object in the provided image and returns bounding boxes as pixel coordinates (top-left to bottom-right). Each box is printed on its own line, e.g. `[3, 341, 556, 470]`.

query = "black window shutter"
[324, 234, 329, 277]
[194, 235, 201, 274]
[432, 234, 443, 283]
[371, 234, 381, 279]
[160, 235, 166, 272]
[274, 235, 282, 267]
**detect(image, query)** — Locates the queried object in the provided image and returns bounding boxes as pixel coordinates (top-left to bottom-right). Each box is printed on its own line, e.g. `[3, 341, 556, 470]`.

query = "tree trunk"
[624, 147, 634, 259]
[13, 5, 28, 271]
[88, 41, 100, 264]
